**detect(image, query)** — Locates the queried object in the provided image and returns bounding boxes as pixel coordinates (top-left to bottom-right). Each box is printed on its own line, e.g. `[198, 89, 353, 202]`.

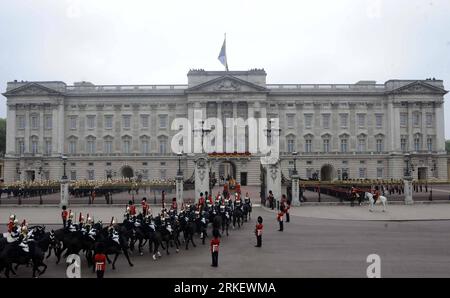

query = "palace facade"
[2, 69, 448, 184]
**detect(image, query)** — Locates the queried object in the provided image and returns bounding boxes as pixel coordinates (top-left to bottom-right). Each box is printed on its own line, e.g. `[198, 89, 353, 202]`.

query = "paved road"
[2, 207, 450, 278]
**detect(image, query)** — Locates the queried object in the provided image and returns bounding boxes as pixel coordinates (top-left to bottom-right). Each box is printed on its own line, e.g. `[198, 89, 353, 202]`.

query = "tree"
[0, 118, 5, 155]
[446, 140, 450, 154]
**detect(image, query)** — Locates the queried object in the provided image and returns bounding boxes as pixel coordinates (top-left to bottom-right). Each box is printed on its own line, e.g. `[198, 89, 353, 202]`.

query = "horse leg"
[38, 263, 47, 276]
[122, 247, 134, 267]
[111, 253, 119, 270]
[138, 238, 143, 256]
[106, 255, 112, 264]
[191, 235, 197, 248]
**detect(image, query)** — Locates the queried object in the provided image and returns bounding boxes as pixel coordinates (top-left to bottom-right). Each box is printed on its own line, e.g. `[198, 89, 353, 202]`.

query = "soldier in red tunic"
[94, 243, 107, 278]
[7, 214, 15, 233]
[255, 216, 263, 247]
[61, 206, 68, 228]
[210, 229, 220, 267]
[127, 200, 137, 216]
[277, 210, 284, 232]
[171, 198, 178, 214]
[198, 192, 205, 212]
[141, 198, 149, 216]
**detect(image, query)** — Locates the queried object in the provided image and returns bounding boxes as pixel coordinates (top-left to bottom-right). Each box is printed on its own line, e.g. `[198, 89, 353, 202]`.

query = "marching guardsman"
[198, 192, 205, 212]
[210, 229, 220, 267]
[7, 214, 15, 233]
[94, 243, 107, 278]
[61, 206, 68, 228]
[255, 216, 263, 247]
[277, 210, 284, 232]
[268, 190, 275, 210]
[127, 200, 137, 216]
[142, 197, 149, 216]
[171, 197, 178, 214]
[281, 195, 290, 223]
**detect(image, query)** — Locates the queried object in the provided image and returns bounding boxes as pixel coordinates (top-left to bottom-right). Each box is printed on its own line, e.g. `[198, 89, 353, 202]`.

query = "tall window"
[322, 114, 330, 129]
[87, 115, 96, 129]
[104, 115, 113, 129]
[69, 116, 77, 130]
[340, 114, 348, 128]
[17, 138, 25, 154]
[304, 114, 313, 128]
[30, 137, 38, 154]
[122, 115, 131, 129]
[400, 113, 408, 127]
[359, 168, 367, 178]
[104, 138, 113, 154]
[413, 113, 420, 126]
[323, 138, 330, 153]
[286, 114, 295, 128]
[31, 115, 39, 129]
[160, 169, 167, 179]
[142, 169, 149, 180]
[141, 138, 149, 154]
[45, 115, 52, 130]
[159, 136, 168, 154]
[377, 168, 384, 179]
[427, 137, 433, 152]
[357, 114, 366, 127]
[426, 113, 433, 127]
[287, 138, 295, 153]
[69, 139, 77, 154]
[340, 137, 348, 153]
[357, 136, 366, 152]
[141, 115, 149, 128]
[45, 139, 52, 155]
[70, 171, 77, 181]
[414, 135, 421, 151]
[123, 138, 131, 154]
[376, 138, 384, 153]
[17, 116, 25, 129]
[87, 170, 95, 180]
[401, 136, 408, 152]
[375, 114, 383, 128]
[304, 136, 313, 153]
[159, 115, 168, 129]
[306, 168, 313, 179]
[86, 137, 96, 154]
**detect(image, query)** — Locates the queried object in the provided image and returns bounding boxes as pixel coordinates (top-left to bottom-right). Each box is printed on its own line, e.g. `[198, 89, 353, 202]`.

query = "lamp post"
[60, 155, 69, 208]
[290, 151, 301, 206]
[177, 152, 183, 176]
[292, 151, 298, 176]
[61, 155, 68, 180]
[193, 120, 212, 154]
[176, 152, 184, 208]
[403, 153, 414, 204]
[429, 160, 437, 201]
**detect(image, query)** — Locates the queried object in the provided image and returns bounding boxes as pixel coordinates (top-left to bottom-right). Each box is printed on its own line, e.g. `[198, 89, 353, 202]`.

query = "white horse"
[364, 192, 387, 212]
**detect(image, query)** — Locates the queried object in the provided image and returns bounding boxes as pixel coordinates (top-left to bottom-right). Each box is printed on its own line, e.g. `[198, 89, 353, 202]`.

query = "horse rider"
[127, 200, 137, 216]
[142, 197, 149, 216]
[108, 217, 120, 245]
[7, 214, 16, 233]
[7, 218, 20, 243]
[372, 186, 381, 204]
[61, 205, 68, 228]
[18, 220, 30, 253]
[234, 193, 243, 210]
[66, 211, 77, 233]
[198, 192, 206, 213]
[350, 185, 362, 207]
[171, 197, 178, 214]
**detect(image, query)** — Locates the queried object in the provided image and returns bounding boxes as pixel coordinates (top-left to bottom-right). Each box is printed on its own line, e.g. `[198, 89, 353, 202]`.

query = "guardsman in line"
[268, 190, 275, 210]
[210, 229, 220, 267]
[127, 200, 137, 216]
[61, 205, 68, 228]
[141, 197, 149, 216]
[94, 243, 107, 278]
[277, 210, 284, 232]
[198, 192, 205, 212]
[255, 216, 263, 247]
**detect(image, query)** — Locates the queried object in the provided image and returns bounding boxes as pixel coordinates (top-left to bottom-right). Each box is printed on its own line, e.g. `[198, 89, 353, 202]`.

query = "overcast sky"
[0, 0, 449, 137]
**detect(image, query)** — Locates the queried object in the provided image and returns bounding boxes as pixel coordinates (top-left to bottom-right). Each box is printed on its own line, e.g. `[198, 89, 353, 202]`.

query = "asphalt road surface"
[3, 207, 450, 278]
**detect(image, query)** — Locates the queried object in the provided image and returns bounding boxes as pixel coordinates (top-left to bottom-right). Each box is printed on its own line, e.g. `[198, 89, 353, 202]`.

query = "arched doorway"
[218, 161, 236, 185]
[121, 165, 134, 179]
[320, 164, 335, 181]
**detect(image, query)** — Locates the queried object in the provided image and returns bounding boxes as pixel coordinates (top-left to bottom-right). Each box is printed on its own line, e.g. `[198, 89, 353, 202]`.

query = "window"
[376, 139, 384, 153]
[160, 169, 167, 179]
[413, 113, 420, 126]
[427, 137, 433, 152]
[400, 113, 408, 127]
[377, 168, 384, 178]
[340, 138, 348, 153]
[104, 116, 113, 129]
[159, 137, 168, 154]
[122, 115, 131, 129]
[141, 139, 149, 154]
[304, 114, 313, 128]
[287, 139, 295, 153]
[17, 139, 25, 154]
[87, 170, 95, 180]
[401, 136, 408, 152]
[17, 116, 25, 129]
[322, 114, 330, 129]
[86, 138, 96, 154]
[359, 168, 367, 178]
[69, 116, 77, 130]
[323, 138, 330, 153]
[414, 135, 421, 151]
[340, 114, 348, 128]
[104, 139, 113, 154]
[68, 139, 77, 154]
[306, 168, 313, 179]
[123, 138, 131, 154]
[159, 115, 168, 129]
[30, 138, 38, 154]
[426, 114, 433, 127]
[70, 171, 77, 181]
[142, 169, 149, 180]
[375, 114, 383, 128]
[305, 139, 312, 153]
[87, 115, 96, 129]
[45, 139, 52, 155]
[31, 115, 39, 129]
[357, 137, 366, 152]
[357, 114, 366, 127]
[141, 115, 149, 128]
[45, 115, 52, 130]
[287, 114, 295, 128]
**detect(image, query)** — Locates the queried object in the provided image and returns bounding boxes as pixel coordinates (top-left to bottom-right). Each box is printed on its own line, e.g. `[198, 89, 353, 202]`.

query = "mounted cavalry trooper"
[234, 193, 243, 210]
[7, 214, 16, 233]
[6, 218, 20, 243]
[141, 197, 150, 216]
[108, 217, 120, 245]
[127, 200, 137, 216]
[171, 197, 178, 214]
[18, 220, 30, 253]
[66, 210, 77, 233]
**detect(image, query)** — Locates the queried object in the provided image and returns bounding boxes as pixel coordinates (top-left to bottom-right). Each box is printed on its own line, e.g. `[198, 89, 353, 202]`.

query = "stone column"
[194, 156, 210, 203]
[60, 178, 69, 207]
[404, 177, 413, 205]
[57, 101, 65, 154]
[291, 174, 300, 206]
[6, 104, 16, 155]
[176, 174, 184, 207]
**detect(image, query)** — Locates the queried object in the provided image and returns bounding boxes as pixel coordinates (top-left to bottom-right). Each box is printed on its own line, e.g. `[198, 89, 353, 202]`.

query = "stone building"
[2, 69, 448, 184]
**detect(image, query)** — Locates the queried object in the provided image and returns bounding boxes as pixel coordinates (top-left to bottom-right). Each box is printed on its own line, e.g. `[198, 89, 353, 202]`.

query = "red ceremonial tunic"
[129, 205, 136, 215]
[210, 238, 220, 253]
[61, 210, 68, 220]
[142, 202, 149, 214]
[255, 223, 263, 236]
[7, 221, 14, 233]
[172, 201, 177, 210]
[277, 212, 284, 222]
[94, 253, 106, 272]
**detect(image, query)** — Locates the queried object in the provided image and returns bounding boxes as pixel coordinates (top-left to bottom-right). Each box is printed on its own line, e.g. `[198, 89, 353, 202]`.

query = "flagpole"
[225, 33, 229, 71]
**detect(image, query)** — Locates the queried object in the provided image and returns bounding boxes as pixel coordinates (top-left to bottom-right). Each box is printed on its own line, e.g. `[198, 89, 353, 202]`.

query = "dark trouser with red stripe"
[279, 221, 283, 231]
[256, 235, 262, 247]
[286, 212, 290, 222]
[211, 252, 218, 267]
[96, 270, 104, 278]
